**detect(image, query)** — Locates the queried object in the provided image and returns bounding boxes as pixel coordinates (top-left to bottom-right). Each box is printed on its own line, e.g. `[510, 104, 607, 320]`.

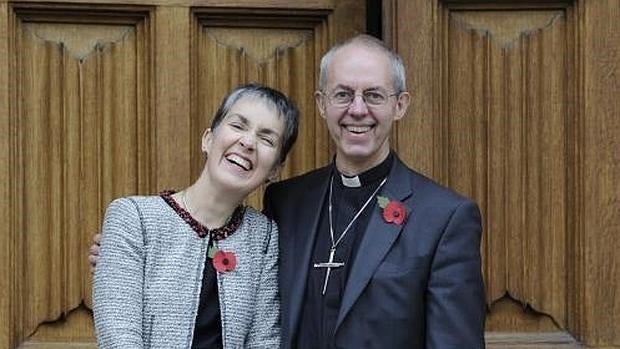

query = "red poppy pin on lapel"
[377, 196, 407, 225]
[209, 245, 237, 273]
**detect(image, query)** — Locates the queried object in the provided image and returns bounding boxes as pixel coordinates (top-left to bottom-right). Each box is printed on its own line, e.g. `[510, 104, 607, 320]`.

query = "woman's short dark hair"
[210, 83, 299, 165]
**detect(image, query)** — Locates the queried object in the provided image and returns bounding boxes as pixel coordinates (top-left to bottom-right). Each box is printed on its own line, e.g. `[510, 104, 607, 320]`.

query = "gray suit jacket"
[93, 195, 280, 348]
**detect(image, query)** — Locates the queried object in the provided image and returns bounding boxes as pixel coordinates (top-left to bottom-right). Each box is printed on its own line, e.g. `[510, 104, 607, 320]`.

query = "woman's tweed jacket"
[93, 195, 280, 349]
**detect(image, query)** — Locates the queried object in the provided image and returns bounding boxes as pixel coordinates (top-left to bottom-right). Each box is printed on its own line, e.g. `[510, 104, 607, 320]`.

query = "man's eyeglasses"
[322, 89, 400, 107]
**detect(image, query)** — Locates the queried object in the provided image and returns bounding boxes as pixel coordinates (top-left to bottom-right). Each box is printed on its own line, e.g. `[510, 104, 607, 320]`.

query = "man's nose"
[347, 94, 369, 115]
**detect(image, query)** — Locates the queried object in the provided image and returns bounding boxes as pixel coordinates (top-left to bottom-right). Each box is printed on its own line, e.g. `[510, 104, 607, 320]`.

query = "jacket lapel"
[286, 167, 332, 342]
[335, 158, 413, 331]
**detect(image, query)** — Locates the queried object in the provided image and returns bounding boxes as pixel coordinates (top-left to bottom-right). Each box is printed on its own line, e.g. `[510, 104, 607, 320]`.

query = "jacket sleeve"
[246, 219, 281, 348]
[93, 198, 145, 349]
[426, 200, 486, 349]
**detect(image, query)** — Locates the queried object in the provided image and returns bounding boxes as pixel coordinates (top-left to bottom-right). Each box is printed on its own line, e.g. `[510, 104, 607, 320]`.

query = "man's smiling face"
[316, 42, 409, 174]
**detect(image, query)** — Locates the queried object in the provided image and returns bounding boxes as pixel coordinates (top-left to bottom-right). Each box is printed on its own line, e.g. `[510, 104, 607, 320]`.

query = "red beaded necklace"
[160, 190, 245, 240]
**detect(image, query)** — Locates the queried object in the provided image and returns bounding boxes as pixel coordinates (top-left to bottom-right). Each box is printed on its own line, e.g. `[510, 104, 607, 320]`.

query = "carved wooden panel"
[446, 8, 570, 327]
[386, 0, 620, 347]
[5, 4, 153, 348]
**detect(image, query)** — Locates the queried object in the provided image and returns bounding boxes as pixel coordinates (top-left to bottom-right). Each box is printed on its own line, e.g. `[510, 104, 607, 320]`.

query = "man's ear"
[314, 91, 327, 119]
[394, 92, 411, 121]
[201, 128, 213, 155]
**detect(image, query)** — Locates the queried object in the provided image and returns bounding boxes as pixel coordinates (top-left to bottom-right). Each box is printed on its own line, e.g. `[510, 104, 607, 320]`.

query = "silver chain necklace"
[181, 190, 195, 216]
[313, 175, 387, 295]
[328, 176, 387, 248]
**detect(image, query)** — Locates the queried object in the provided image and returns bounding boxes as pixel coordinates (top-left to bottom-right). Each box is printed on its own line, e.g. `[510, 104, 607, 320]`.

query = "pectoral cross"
[313, 247, 345, 295]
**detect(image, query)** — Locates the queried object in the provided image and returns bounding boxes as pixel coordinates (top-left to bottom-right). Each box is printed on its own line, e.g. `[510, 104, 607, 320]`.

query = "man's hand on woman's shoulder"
[89, 233, 102, 272]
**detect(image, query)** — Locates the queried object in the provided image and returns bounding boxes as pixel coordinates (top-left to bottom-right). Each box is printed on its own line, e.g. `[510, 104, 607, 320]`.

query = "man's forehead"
[327, 65, 392, 89]
[332, 84, 386, 92]
[327, 75, 393, 91]
[326, 43, 392, 86]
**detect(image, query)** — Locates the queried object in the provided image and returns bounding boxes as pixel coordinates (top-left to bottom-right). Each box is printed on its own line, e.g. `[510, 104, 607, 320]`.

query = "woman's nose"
[239, 134, 256, 150]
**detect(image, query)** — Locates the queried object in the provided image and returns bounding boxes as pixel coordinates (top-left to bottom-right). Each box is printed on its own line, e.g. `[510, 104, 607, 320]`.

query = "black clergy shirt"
[296, 153, 394, 349]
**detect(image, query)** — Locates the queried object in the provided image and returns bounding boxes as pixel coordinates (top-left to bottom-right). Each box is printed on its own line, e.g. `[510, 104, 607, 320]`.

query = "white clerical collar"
[340, 174, 361, 188]
[334, 151, 395, 188]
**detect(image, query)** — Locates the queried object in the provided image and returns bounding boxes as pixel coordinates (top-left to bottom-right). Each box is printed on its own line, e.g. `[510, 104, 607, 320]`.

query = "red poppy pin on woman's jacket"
[212, 250, 237, 273]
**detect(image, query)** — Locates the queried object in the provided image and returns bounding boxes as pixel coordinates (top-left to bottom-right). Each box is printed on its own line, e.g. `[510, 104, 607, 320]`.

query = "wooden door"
[0, 1, 365, 348]
[385, 0, 619, 348]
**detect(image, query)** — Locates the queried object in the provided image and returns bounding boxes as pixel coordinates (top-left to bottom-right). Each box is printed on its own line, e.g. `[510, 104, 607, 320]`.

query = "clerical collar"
[335, 152, 394, 188]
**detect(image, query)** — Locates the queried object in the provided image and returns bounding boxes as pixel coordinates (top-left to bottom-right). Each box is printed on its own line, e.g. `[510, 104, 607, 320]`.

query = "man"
[262, 35, 485, 348]
[91, 34, 485, 348]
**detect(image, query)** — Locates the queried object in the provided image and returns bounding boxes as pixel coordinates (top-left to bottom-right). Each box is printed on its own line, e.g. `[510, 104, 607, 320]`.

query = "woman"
[93, 83, 299, 349]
